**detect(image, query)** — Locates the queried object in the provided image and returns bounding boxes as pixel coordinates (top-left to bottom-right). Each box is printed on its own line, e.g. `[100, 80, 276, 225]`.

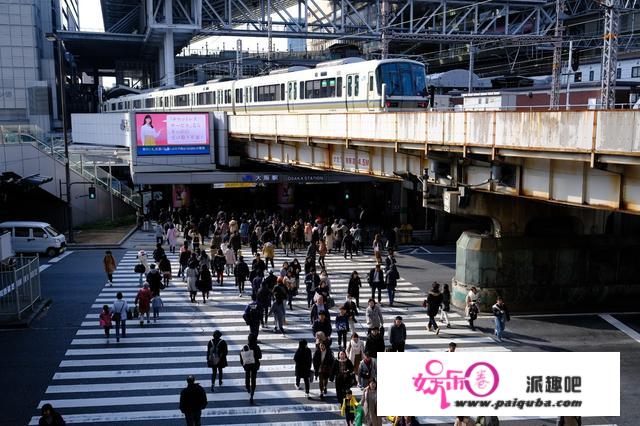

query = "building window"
[617, 68, 622, 79]
[574, 72, 582, 83]
[632, 66, 640, 78]
[589, 70, 594, 81]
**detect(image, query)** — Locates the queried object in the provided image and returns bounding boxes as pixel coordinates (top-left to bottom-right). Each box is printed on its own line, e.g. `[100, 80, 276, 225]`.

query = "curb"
[0, 298, 52, 329]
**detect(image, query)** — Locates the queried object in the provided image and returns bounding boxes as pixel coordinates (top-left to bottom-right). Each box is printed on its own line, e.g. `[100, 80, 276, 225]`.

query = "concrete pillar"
[164, 0, 175, 86]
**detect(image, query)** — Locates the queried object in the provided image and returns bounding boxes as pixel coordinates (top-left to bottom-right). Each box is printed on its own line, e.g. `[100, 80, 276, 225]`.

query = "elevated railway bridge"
[68, 106, 640, 311]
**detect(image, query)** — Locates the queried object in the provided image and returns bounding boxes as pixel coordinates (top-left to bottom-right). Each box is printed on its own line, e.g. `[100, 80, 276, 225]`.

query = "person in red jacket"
[135, 283, 152, 326]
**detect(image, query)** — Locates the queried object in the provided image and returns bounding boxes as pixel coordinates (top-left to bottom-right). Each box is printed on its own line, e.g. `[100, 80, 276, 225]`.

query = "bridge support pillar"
[163, 0, 175, 86]
[451, 231, 640, 313]
[445, 191, 640, 312]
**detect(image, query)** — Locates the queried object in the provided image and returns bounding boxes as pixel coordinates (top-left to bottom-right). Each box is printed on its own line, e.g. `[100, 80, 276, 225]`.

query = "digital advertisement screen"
[135, 113, 210, 156]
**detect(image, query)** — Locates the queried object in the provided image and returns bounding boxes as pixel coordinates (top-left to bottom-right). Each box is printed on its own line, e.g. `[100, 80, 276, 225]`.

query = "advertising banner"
[135, 113, 209, 155]
[172, 185, 190, 208]
[378, 352, 619, 417]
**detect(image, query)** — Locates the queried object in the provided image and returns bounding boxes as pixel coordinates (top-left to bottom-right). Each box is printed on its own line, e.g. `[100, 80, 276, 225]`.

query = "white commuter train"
[101, 58, 439, 114]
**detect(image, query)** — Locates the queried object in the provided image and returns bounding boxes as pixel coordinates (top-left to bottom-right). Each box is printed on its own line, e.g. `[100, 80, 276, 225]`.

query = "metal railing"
[0, 256, 41, 322]
[0, 125, 140, 208]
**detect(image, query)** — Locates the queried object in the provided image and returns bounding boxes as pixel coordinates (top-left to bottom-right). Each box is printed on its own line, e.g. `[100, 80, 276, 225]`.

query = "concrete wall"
[0, 143, 133, 226]
[452, 231, 640, 312]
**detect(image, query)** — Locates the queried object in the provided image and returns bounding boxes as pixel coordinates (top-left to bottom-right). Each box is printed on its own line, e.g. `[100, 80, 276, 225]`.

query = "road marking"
[48, 250, 74, 263]
[514, 312, 640, 319]
[599, 314, 640, 344]
[38, 264, 50, 272]
[35, 247, 510, 425]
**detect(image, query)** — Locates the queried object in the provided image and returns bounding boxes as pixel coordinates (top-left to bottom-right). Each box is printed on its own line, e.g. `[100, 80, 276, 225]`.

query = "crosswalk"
[32, 248, 510, 425]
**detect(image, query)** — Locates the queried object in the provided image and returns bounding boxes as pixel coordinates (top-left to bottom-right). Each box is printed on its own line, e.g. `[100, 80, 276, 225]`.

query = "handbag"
[241, 347, 256, 365]
[126, 308, 133, 320]
[134, 264, 145, 274]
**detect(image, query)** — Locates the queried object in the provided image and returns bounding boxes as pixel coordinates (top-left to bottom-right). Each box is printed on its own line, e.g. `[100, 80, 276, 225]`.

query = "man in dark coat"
[243, 299, 262, 338]
[364, 326, 385, 358]
[367, 263, 385, 304]
[312, 310, 332, 345]
[234, 256, 250, 296]
[230, 231, 242, 254]
[146, 264, 163, 296]
[389, 316, 407, 352]
[251, 254, 267, 278]
[424, 282, 444, 334]
[179, 375, 208, 426]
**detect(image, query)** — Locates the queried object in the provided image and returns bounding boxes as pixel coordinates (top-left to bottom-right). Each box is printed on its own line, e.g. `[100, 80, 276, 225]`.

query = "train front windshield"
[377, 62, 427, 97]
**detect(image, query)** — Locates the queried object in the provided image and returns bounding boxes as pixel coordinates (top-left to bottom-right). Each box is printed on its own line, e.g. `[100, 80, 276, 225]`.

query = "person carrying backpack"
[240, 333, 262, 404]
[207, 330, 228, 392]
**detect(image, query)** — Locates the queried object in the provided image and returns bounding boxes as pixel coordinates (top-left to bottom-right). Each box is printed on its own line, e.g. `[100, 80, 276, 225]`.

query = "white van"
[0, 221, 66, 257]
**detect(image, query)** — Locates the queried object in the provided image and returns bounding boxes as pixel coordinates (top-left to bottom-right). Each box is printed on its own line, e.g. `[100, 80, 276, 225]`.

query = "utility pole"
[599, 0, 621, 109]
[380, 0, 390, 59]
[565, 40, 573, 110]
[236, 39, 243, 79]
[549, 0, 565, 110]
[267, 0, 273, 71]
[468, 43, 475, 94]
[46, 32, 74, 243]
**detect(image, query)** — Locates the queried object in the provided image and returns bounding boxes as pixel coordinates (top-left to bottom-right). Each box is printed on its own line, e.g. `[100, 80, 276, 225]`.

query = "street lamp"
[46, 32, 74, 243]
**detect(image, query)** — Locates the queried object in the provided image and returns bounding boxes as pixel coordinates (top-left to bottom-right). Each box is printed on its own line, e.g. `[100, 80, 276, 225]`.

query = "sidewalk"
[68, 225, 137, 249]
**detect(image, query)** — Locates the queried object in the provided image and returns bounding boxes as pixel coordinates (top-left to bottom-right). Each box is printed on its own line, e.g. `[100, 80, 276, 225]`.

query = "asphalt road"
[0, 249, 127, 426]
[396, 247, 639, 426]
[1, 242, 637, 425]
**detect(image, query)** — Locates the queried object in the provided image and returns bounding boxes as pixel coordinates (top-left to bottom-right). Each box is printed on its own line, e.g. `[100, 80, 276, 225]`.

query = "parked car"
[0, 221, 66, 257]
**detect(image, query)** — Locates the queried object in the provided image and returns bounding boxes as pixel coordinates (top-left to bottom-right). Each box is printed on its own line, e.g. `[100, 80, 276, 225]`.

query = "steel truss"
[195, 0, 562, 44]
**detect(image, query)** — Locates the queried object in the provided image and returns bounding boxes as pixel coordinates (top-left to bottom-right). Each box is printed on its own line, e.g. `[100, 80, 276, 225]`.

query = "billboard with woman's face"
[135, 113, 210, 155]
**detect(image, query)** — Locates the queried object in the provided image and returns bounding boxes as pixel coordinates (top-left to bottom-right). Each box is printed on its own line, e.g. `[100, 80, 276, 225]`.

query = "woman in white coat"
[166, 225, 178, 254]
[345, 332, 364, 375]
[186, 261, 199, 303]
[137, 250, 149, 287]
[324, 227, 334, 254]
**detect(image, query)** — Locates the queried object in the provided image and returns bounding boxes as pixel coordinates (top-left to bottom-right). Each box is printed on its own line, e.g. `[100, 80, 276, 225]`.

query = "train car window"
[280, 83, 285, 101]
[293, 82, 297, 99]
[174, 94, 189, 107]
[110, 103, 116, 111]
[235, 88, 243, 103]
[164, 96, 169, 106]
[347, 76, 353, 97]
[354, 76, 359, 96]
[337, 77, 342, 97]
[305, 81, 313, 99]
[117, 102, 123, 110]
[145, 98, 155, 108]
[269, 85, 276, 102]
[369, 76, 374, 91]
[300, 82, 304, 99]
[133, 99, 142, 109]
[158, 97, 163, 107]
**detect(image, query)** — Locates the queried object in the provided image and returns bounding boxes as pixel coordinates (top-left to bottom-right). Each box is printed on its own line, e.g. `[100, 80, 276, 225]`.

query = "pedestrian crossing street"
[31, 249, 511, 425]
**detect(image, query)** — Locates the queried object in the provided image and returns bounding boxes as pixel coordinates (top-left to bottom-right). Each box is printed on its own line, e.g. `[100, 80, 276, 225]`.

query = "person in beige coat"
[361, 379, 382, 426]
